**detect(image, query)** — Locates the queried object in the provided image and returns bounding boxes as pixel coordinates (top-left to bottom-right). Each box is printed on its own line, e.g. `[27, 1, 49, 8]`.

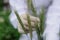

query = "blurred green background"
[0, 0, 20, 40]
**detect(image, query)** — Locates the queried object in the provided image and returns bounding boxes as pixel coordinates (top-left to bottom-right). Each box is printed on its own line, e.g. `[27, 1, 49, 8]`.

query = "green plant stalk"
[27, 14, 32, 40]
[14, 10, 27, 34]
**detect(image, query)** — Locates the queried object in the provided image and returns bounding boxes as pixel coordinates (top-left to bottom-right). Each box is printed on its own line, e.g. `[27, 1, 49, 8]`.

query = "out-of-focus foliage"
[0, 0, 20, 40]
[0, 10, 20, 40]
[0, 0, 4, 11]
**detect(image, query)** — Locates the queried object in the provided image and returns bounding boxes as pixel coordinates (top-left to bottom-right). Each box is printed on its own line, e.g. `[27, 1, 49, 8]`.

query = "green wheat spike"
[14, 10, 27, 34]
[27, 14, 32, 40]
[27, 0, 37, 16]
[35, 22, 41, 40]
[39, 7, 45, 35]
[30, 1, 37, 16]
